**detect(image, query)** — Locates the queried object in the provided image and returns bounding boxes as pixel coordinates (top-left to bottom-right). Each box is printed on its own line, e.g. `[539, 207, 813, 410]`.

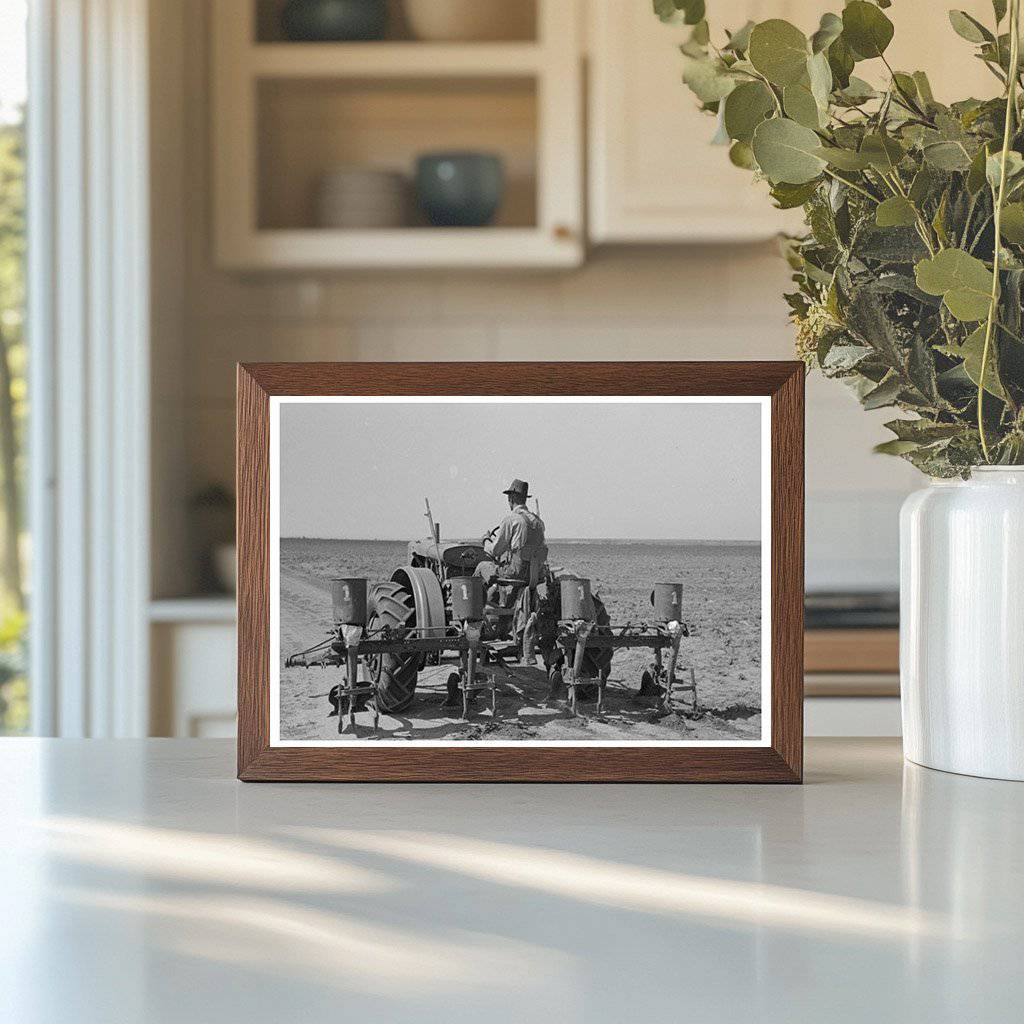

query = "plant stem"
[821, 167, 879, 203]
[979, 0, 1021, 463]
[750, 69, 783, 117]
[874, 168, 937, 254]
[880, 54, 930, 120]
[968, 212, 994, 253]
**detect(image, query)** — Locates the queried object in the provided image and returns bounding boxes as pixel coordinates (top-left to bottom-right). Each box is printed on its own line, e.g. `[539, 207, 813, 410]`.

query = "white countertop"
[1, 738, 1021, 1023]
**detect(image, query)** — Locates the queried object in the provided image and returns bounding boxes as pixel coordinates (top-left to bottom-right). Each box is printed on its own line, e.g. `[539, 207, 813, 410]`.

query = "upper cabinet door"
[587, 1, 1003, 245]
[588, 1, 813, 243]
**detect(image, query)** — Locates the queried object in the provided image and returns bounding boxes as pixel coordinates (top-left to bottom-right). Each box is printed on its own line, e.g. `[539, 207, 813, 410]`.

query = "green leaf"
[836, 75, 877, 104]
[710, 108, 730, 145]
[908, 335, 941, 402]
[783, 83, 822, 128]
[885, 419, 964, 443]
[915, 249, 994, 321]
[842, 1, 895, 60]
[862, 375, 902, 409]
[770, 179, 820, 209]
[909, 165, 936, 205]
[986, 150, 1024, 190]
[752, 117, 827, 184]
[923, 141, 973, 171]
[688, 20, 710, 47]
[912, 71, 935, 105]
[847, 285, 910, 371]
[748, 19, 810, 87]
[728, 140, 758, 169]
[653, 0, 677, 23]
[681, 55, 737, 103]
[680, 37, 707, 58]
[810, 12, 843, 54]
[856, 226, 929, 263]
[875, 196, 918, 228]
[892, 72, 919, 102]
[815, 146, 872, 170]
[1000, 202, 1024, 242]
[807, 51, 833, 110]
[948, 10, 993, 44]
[958, 324, 1007, 398]
[724, 20, 755, 53]
[822, 342, 874, 373]
[860, 133, 905, 173]
[827, 35, 855, 89]
[874, 439, 922, 456]
[681, 0, 705, 26]
[654, 0, 705, 25]
[723, 81, 775, 143]
[932, 190, 950, 247]
[967, 143, 993, 193]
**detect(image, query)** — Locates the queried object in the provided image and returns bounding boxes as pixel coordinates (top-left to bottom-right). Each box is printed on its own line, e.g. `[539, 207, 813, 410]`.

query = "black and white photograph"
[270, 396, 770, 745]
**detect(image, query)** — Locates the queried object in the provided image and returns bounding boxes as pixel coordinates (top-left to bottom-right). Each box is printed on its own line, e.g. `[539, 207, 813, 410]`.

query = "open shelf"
[248, 41, 544, 78]
[257, 76, 537, 232]
[221, 227, 578, 269]
[254, 0, 538, 45]
[213, 0, 581, 268]
[149, 597, 237, 624]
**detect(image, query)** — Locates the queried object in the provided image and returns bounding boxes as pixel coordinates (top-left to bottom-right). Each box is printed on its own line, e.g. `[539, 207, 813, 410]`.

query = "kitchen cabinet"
[587, 0, 999, 244]
[587, 1, 812, 243]
[150, 601, 236, 738]
[212, 0, 584, 269]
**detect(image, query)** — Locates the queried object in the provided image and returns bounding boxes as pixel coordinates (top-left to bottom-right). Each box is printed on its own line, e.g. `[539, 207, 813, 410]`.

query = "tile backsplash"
[170, 247, 916, 594]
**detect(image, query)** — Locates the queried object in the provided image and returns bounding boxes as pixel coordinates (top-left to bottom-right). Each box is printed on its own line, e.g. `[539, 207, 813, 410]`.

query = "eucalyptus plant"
[660, 0, 1024, 475]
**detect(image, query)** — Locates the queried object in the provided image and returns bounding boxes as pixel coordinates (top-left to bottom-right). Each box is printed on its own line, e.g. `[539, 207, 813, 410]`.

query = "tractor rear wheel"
[365, 580, 418, 713]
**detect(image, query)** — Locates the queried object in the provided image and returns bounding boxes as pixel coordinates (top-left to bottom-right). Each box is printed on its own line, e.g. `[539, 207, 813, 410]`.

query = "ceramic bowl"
[315, 167, 409, 228]
[281, 0, 388, 42]
[403, 0, 534, 42]
[415, 152, 505, 227]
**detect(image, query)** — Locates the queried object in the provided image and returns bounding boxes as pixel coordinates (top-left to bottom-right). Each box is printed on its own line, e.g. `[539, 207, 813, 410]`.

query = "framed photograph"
[237, 362, 803, 782]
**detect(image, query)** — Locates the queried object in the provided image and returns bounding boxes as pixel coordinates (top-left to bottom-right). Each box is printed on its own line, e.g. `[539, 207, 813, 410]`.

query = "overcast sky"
[278, 399, 763, 542]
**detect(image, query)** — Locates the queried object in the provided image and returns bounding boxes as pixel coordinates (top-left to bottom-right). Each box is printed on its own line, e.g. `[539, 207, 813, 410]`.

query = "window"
[0, 0, 28, 734]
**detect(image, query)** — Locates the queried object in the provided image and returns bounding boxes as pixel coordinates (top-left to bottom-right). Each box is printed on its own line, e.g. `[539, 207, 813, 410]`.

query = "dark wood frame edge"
[237, 362, 804, 783]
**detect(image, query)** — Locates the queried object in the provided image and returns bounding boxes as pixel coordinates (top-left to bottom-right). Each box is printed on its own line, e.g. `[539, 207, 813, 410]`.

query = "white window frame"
[28, 0, 150, 737]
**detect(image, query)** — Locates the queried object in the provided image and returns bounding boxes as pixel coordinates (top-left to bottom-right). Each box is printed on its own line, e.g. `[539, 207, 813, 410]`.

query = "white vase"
[900, 467, 1024, 780]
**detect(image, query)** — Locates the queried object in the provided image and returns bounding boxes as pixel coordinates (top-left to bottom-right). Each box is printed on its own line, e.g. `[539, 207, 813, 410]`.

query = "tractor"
[285, 502, 698, 728]
[350, 512, 612, 714]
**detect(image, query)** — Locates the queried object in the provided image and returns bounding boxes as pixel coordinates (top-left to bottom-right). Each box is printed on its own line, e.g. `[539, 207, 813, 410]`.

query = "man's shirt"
[488, 504, 546, 564]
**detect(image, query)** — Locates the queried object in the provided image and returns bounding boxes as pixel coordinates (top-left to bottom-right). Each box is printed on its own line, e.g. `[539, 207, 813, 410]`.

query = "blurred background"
[0, 0, 998, 740]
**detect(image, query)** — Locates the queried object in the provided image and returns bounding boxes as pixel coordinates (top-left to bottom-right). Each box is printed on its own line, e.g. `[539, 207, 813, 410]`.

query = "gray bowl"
[280, 0, 388, 42]
[415, 152, 505, 228]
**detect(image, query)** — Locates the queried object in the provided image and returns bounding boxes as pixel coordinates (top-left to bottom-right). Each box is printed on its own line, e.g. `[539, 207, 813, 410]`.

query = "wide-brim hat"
[502, 478, 531, 498]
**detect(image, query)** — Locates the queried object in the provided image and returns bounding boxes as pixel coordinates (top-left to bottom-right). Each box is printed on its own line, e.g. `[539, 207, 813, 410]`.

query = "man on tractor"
[484, 478, 548, 588]
[482, 478, 548, 662]
[444, 479, 550, 708]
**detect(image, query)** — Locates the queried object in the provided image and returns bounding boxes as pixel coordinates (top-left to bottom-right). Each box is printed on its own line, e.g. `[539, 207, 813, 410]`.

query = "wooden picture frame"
[237, 362, 804, 782]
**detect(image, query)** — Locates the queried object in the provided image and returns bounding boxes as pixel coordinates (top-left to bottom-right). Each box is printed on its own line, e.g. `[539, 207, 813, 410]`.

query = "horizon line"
[280, 536, 761, 546]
